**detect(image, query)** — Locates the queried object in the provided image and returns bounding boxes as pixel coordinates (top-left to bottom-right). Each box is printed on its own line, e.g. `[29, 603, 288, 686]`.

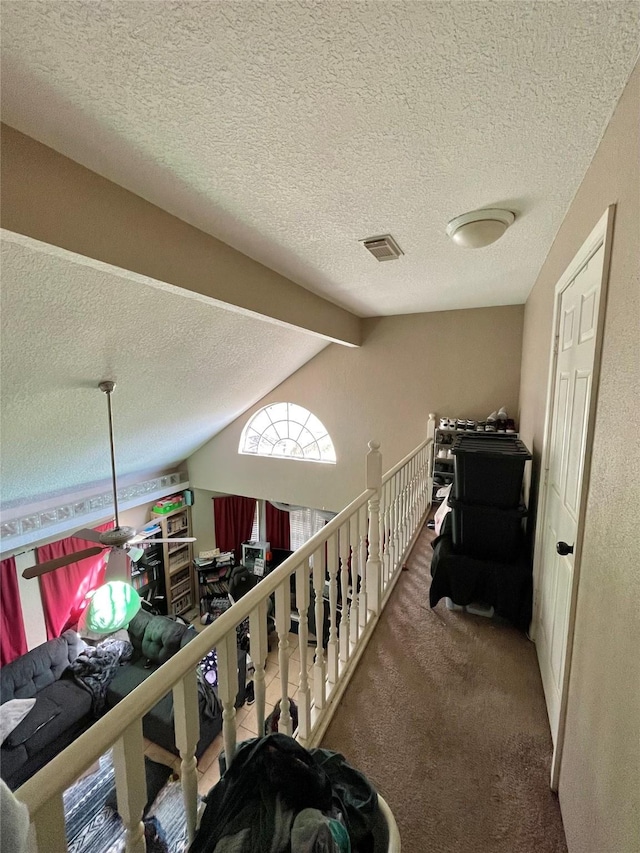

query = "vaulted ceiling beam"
[0, 124, 361, 347]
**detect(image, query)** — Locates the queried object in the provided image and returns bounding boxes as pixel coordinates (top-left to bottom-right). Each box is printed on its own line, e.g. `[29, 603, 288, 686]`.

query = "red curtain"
[266, 502, 291, 551]
[0, 557, 28, 665]
[213, 496, 256, 562]
[37, 522, 114, 639]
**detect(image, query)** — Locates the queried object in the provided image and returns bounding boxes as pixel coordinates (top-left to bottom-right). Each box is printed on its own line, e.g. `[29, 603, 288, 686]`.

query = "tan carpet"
[321, 525, 567, 853]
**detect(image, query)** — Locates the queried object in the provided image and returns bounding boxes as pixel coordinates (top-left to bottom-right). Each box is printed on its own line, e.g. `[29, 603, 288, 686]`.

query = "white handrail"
[15, 432, 434, 850]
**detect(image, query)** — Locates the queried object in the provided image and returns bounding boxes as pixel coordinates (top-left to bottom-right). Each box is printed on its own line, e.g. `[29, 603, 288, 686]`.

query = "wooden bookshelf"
[151, 505, 195, 616]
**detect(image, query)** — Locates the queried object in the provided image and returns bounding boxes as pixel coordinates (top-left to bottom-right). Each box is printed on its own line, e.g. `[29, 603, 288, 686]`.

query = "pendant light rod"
[99, 380, 121, 530]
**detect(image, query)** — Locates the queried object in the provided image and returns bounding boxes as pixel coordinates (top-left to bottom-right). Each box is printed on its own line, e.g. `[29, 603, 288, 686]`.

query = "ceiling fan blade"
[104, 548, 130, 583]
[23, 547, 105, 579]
[153, 537, 196, 543]
[73, 527, 105, 544]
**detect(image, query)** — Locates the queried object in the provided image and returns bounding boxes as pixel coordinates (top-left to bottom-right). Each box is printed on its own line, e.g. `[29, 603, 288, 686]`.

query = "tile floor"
[142, 631, 315, 798]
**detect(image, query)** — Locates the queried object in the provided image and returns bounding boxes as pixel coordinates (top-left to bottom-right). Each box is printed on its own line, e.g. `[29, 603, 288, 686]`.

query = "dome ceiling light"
[446, 208, 515, 249]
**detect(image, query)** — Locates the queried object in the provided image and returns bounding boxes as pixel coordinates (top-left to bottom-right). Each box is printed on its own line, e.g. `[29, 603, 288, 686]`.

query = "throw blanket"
[70, 639, 134, 714]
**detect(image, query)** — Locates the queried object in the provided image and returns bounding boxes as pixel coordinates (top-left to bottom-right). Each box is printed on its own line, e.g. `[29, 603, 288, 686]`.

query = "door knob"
[556, 541, 574, 556]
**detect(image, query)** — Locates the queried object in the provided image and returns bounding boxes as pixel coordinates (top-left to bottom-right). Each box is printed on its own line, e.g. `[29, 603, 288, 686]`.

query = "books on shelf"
[131, 568, 154, 590]
[198, 549, 219, 561]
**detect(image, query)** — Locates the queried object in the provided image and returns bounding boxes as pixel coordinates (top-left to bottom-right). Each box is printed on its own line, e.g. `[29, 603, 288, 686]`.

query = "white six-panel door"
[536, 243, 605, 744]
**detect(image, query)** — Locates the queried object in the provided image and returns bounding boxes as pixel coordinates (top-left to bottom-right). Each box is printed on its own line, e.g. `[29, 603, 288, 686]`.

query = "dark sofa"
[106, 609, 247, 759]
[0, 612, 246, 789]
[0, 630, 91, 790]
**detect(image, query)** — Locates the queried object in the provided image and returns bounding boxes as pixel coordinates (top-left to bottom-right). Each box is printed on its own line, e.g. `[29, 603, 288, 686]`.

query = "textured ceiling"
[2, 1, 639, 317]
[1, 2, 639, 511]
[0, 239, 326, 505]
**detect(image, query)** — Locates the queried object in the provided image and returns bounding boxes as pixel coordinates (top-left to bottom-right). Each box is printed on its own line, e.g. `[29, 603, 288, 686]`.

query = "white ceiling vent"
[361, 234, 404, 262]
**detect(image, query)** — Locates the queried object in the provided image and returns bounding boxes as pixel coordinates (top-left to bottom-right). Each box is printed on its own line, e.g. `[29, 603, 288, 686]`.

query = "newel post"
[427, 412, 436, 502]
[366, 440, 382, 615]
[427, 413, 436, 443]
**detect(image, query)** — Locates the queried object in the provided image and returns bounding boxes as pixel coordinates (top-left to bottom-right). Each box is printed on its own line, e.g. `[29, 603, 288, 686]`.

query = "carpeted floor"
[321, 524, 568, 853]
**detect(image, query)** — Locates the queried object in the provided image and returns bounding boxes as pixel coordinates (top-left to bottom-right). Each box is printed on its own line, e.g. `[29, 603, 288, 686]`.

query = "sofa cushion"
[15, 680, 92, 758]
[4, 696, 60, 748]
[0, 741, 28, 784]
[107, 658, 155, 705]
[0, 631, 86, 702]
[127, 611, 187, 665]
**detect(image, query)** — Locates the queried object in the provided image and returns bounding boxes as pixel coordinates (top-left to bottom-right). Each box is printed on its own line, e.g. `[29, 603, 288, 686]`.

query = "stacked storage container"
[449, 435, 532, 561]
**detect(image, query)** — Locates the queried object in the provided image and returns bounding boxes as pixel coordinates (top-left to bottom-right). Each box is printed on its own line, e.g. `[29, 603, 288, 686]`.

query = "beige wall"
[519, 63, 640, 853]
[188, 305, 524, 510]
[190, 488, 223, 554]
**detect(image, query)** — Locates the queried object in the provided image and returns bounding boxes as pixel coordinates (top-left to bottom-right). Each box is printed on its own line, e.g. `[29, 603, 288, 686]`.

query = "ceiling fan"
[23, 381, 195, 582]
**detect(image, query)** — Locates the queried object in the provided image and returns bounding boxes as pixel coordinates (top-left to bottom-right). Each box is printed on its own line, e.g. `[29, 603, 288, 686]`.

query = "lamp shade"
[446, 209, 515, 249]
[83, 581, 141, 634]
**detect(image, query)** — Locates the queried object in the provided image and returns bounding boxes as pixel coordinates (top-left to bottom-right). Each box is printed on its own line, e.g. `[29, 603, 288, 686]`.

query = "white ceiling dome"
[446, 209, 516, 249]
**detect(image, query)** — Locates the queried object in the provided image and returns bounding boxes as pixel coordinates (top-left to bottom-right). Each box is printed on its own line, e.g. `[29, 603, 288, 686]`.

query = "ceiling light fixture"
[446, 208, 515, 249]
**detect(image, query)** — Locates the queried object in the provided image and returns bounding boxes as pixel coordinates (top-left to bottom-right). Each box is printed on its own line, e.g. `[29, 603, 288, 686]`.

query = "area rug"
[64, 751, 190, 853]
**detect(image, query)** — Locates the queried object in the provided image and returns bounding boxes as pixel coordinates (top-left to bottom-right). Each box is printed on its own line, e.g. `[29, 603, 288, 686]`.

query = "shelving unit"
[432, 427, 457, 503]
[130, 535, 167, 614]
[196, 552, 234, 617]
[151, 505, 195, 616]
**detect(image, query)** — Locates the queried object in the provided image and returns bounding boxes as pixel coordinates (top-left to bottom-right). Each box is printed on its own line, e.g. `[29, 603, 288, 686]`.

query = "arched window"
[239, 403, 336, 464]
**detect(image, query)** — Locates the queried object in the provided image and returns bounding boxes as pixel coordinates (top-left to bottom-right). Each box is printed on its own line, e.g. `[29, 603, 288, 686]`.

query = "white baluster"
[379, 483, 387, 588]
[312, 547, 327, 709]
[425, 444, 431, 507]
[326, 533, 340, 685]
[275, 580, 292, 735]
[31, 793, 67, 853]
[112, 722, 147, 853]
[407, 464, 413, 555]
[403, 463, 410, 550]
[408, 458, 415, 534]
[349, 513, 360, 645]
[400, 464, 407, 553]
[173, 670, 200, 842]
[366, 440, 382, 615]
[295, 561, 312, 743]
[217, 630, 238, 769]
[339, 522, 350, 664]
[249, 598, 269, 737]
[384, 481, 393, 581]
[390, 473, 399, 576]
[423, 447, 428, 504]
[410, 458, 416, 533]
[358, 506, 368, 630]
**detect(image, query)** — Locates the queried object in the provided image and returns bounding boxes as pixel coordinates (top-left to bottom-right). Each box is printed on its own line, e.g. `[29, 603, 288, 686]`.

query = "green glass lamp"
[83, 581, 142, 634]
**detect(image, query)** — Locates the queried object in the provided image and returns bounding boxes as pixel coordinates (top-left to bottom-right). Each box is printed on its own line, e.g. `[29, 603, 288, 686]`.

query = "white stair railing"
[15, 416, 435, 852]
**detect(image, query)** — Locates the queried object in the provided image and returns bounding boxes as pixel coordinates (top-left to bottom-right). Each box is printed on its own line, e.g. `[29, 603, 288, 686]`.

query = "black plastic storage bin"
[449, 496, 528, 562]
[452, 434, 532, 508]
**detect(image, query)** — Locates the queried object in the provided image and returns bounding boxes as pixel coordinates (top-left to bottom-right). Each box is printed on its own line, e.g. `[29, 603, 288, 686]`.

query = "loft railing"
[15, 416, 436, 852]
